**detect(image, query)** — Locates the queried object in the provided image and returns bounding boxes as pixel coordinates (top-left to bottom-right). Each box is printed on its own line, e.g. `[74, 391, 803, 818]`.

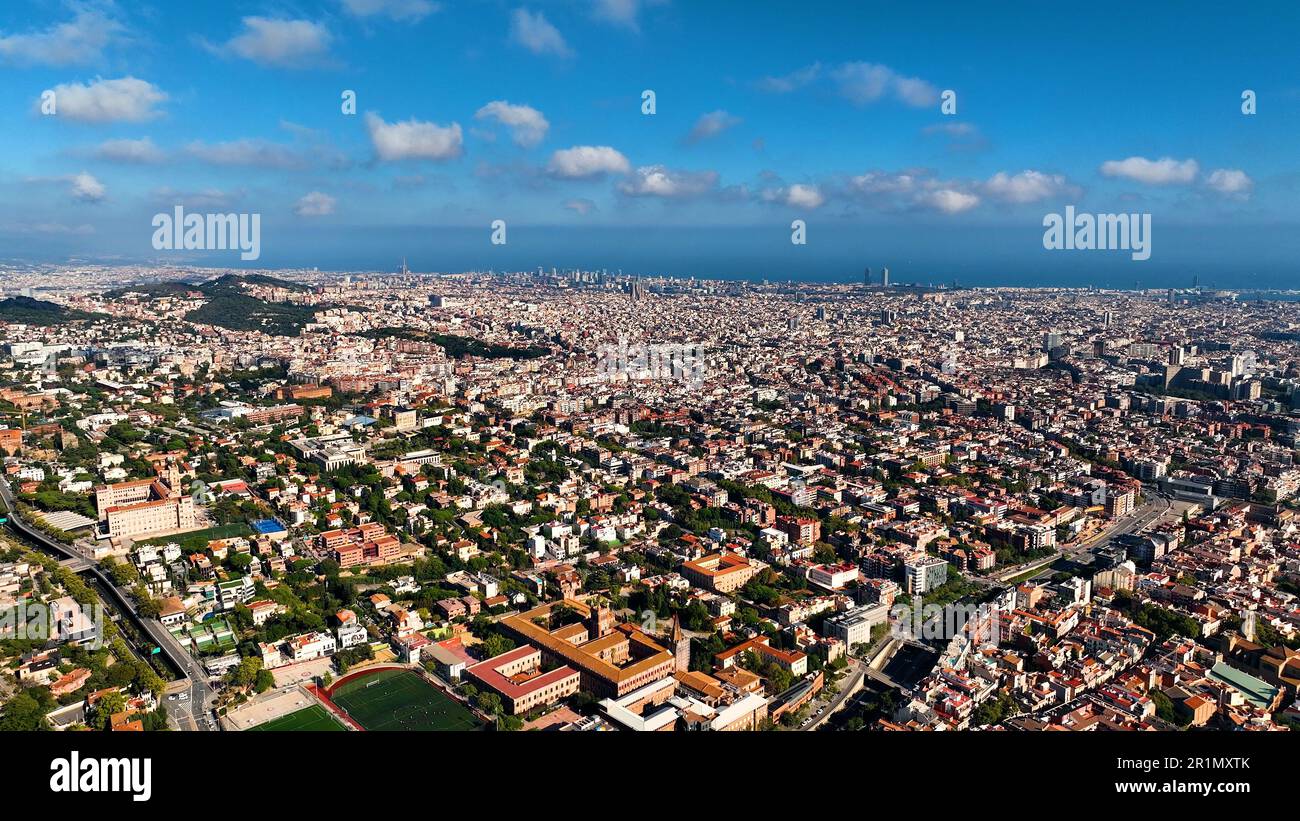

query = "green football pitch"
[329, 669, 482, 731]
[250, 704, 345, 732]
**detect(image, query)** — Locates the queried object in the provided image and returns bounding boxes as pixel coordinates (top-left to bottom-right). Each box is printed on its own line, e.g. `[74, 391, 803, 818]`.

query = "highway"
[0, 479, 217, 730]
[985, 494, 1176, 586]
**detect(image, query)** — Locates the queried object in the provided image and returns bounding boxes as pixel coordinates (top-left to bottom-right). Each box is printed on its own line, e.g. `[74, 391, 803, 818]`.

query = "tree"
[226, 656, 262, 689]
[480, 633, 514, 659]
[254, 669, 276, 694]
[93, 691, 127, 730]
[474, 691, 503, 715]
[0, 689, 54, 731]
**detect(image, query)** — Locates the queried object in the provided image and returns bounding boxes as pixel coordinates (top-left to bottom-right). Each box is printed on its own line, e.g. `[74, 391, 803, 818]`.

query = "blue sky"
[2, 0, 1298, 285]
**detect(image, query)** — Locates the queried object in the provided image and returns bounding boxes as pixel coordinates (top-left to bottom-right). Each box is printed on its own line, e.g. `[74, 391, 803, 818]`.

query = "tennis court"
[250, 704, 345, 732]
[328, 668, 482, 731]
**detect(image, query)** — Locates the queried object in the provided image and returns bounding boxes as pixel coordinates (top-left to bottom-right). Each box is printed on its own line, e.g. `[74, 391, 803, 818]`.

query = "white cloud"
[758, 61, 938, 107]
[618, 165, 719, 198]
[70, 172, 105, 203]
[1099, 156, 1199, 185]
[95, 138, 165, 164]
[982, 170, 1071, 203]
[186, 139, 304, 168]
[294, 191, 337, 216]
[847, 171, 920, 196]
[686, 110, 742, 143]
[216, 17, 332, 68]
[756, 63, 822, 93]
[547, 145, 630, 179]
[341, 0, 441, 21]
[1205, 168, 1252, 195]
[475, 101, 549, 147]
[845, 169, 985, 213]
[831, 62, 938, 107]
[764, 183, 824, 208]
[0, 9, 127, 66]
[564, 198, 597, 215]
[365, 112, 464, 161]
[42, 77, 166, 124]
[919, 188, 979, 213]
[509, 8, 572, 57]
[591, 0, 644, 31]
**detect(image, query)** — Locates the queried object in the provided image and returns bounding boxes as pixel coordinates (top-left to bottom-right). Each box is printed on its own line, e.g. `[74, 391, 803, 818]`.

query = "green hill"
[184, 277, 325, 336]
[361, 327, 550, 359]
[102, 274, 325, 336]
[0, 296, 105, 325]
[103, 281, 202, 299]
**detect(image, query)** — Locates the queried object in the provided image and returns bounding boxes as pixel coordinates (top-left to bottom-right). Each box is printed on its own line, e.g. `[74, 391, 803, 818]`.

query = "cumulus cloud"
[365, 112, 464, 161]
[41, 77, 166, 123]
[982, 170, 1071, 203]
[94, 137, 165, 164]
[0, 8, 127, 66]
[212, 17, 332, 68]
[756, 63, 822, 93]
[686, 110, 742, 144]
[847, 171, 921, 196]
[758, 61, 938, 107]
[341, 0, 441, 21]
[1099, 156, 1199, 185]
[70, 172, 106, 202]
[546, 145, 630, 179]
[843, 169, 984, 214]
[786, 184, 825, 208]
[920, 188, 979, 213]
[474, 101, 549, 147]
[617, 165, 720, 198]
[294, 191, 337, 216]
[509, 8, 572, 57]
[764, 183, 824, 208]
[1205, 168, 1252, 196]
[564, 198, 597, 215]
[832, 62, 939, 107]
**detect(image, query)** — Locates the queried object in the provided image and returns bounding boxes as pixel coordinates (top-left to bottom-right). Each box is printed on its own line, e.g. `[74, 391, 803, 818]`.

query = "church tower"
[163, 459, 184, 497]
[672, 612, 690, 673]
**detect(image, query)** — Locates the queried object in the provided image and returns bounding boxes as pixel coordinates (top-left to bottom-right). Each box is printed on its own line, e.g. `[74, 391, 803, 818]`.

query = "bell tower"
[672, 612, 690, 672]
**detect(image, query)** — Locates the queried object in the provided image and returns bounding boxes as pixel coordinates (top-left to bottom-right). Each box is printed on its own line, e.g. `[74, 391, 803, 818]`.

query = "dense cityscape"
[0, 265, 1296, 736]
[3, 1, 1297, 804]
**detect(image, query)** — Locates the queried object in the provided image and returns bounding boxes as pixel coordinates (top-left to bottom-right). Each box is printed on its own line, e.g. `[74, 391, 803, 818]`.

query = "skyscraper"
[881, 267, 890, 287]
[864, 267, 871, 286]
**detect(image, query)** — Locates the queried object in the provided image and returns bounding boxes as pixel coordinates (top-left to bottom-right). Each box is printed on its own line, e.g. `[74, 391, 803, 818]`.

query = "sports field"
[250, 704, 345, 732]
[329, 668, 482, 731]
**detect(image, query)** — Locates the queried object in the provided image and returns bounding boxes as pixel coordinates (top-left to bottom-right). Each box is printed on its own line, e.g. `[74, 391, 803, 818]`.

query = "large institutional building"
[680, 552, 766, 593]
[95, 461, 196, 540]
[500, 599, 679, 699]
